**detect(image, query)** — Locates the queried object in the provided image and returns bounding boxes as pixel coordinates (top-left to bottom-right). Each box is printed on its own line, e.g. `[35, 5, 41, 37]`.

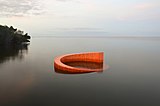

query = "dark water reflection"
[0, 38, 160, 106]
[0, 44, 30, 105]
[0, 44, 28, 64]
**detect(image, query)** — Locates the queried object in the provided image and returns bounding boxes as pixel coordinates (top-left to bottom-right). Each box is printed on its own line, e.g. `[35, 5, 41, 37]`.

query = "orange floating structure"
[54, 52, 104, 74]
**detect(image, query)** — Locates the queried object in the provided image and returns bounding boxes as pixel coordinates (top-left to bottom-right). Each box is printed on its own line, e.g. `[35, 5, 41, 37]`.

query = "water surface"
[0, 37, 160, 106]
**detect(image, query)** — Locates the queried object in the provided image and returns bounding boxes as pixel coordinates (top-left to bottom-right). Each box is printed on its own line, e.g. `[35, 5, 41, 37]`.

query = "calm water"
[0, 37, 160, 106]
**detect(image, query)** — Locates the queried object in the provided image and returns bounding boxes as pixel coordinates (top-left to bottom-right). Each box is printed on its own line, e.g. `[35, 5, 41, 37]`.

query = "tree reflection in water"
[0, 44, 32, 105]
[0, 44, 29, 64]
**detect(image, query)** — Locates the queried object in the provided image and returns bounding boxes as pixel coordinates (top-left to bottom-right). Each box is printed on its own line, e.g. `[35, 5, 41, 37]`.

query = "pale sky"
[0, 0, 160, 36]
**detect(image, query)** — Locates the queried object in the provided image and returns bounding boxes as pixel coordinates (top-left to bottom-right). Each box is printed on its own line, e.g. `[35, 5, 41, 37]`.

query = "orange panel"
[54, 52, 104, 73]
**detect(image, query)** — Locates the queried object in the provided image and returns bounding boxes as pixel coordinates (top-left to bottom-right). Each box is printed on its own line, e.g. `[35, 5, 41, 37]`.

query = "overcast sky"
[0, 0, 160, 36]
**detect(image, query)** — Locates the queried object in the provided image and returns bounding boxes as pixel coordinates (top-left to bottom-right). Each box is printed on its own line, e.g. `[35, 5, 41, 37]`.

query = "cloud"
[56, 0, 77, 2]
[0, 0, 43, 17]
[115, 2, 160, 21]
[134, 3, 156, 10]
[56, 0, 70, 2]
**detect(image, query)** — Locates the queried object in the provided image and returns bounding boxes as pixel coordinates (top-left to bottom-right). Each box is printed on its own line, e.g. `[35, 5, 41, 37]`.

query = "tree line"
[0, 25, 31, 45]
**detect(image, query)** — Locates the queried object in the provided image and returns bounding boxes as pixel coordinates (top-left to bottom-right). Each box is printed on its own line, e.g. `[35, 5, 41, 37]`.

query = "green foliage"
[0, 25, 31, 45]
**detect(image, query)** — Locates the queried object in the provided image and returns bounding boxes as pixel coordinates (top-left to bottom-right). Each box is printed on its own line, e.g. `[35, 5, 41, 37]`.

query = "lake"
[0, 37, 160, 106]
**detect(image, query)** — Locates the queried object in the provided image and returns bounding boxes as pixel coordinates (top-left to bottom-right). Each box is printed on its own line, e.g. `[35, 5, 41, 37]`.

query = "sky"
[0, 0, 160, 37]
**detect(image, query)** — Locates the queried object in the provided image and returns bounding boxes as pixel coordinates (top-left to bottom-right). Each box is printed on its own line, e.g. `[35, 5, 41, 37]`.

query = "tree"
[0, 25, 31, 45]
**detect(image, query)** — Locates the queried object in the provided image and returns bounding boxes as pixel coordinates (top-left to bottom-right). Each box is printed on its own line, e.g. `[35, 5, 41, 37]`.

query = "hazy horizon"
[0, 0, 160, 37]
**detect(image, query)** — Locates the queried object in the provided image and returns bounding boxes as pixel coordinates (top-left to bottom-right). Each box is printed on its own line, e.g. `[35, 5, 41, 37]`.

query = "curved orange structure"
[54, 52, 104, 73]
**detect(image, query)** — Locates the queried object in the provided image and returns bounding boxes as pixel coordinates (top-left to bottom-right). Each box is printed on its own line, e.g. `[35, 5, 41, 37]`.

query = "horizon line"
[31, 36, 160, 39]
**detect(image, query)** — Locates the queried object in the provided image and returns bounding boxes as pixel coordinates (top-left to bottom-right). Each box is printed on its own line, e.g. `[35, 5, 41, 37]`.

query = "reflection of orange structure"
[54, 52, 104, 73]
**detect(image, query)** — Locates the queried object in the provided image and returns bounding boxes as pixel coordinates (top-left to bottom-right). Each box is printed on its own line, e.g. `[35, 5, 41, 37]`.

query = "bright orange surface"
[54, 52, 104, 73]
